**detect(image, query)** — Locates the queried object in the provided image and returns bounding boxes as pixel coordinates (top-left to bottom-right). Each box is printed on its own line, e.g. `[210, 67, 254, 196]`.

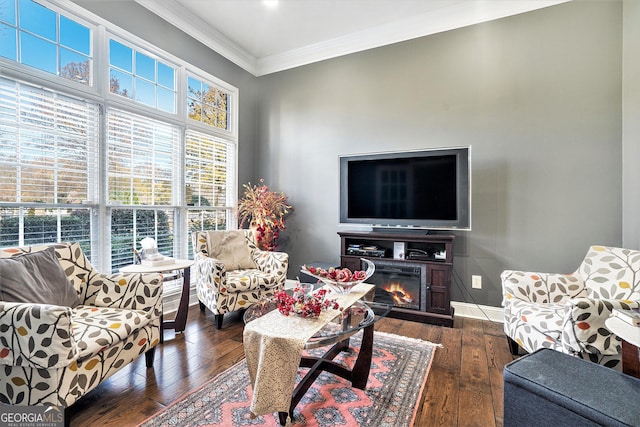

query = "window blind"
[185, 129, 236, 257]
[185, 129, 235, 208]
[107, 108, 179, 206]
[106, 109, 180, 270]
[0, 77, 99, 248]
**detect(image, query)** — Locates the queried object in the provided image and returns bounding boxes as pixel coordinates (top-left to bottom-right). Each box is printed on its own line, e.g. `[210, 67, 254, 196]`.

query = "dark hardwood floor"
[68, 305, 517, 426]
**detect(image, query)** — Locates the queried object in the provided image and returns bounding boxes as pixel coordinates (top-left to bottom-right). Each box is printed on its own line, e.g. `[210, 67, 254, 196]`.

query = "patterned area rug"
[139, 331, 437, 427]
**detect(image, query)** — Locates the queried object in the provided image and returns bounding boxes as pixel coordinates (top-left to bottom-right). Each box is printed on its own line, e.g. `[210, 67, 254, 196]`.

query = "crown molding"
[135, 0, 258, 75]
[256, 0, 569, 76]
[137, 0, 569, 77]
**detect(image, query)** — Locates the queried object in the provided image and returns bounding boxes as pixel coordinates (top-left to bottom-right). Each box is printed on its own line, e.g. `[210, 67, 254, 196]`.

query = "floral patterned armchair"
[192, 230, 288, 329]
[0, 242, 162, 409]
[502, 245, 640, 370]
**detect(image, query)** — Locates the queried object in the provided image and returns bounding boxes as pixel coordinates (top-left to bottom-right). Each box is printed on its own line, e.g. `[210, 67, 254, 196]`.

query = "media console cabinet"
[338, 230, 454, 327]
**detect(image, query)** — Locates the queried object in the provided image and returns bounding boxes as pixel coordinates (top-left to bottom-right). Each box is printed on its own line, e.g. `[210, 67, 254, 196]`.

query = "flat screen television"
[339, 147, 471, 230]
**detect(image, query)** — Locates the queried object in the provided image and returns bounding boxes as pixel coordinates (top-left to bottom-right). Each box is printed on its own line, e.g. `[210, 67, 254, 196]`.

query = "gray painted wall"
[256, 0, 623, 307]
[75, 0, 633, 308]
[623, 0, 640, 250]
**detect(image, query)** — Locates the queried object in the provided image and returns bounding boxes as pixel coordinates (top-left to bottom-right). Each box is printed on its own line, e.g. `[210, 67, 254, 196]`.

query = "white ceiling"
[135, 0, 569, 76]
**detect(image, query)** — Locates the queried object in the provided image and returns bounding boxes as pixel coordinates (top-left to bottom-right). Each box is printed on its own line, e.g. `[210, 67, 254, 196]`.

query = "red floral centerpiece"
[274, 286, 340, 318]
[301, 258, 375, 294]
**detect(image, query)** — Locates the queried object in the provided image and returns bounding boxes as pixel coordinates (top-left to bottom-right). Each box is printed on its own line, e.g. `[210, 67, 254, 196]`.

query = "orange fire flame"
[383, 282, 415, 306]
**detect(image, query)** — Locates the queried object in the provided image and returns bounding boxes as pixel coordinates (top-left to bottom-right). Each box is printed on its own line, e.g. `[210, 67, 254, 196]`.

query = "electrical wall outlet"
[472, 275, 482, 289]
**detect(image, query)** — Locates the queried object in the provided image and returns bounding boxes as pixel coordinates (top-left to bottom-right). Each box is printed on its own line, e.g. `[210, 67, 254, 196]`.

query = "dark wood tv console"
[339, 230, 454, 327]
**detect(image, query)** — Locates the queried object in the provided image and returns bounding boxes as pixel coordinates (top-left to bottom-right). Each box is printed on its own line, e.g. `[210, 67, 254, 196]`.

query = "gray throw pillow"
[205, 230, 257, 270]
[0, 246, 81, 308]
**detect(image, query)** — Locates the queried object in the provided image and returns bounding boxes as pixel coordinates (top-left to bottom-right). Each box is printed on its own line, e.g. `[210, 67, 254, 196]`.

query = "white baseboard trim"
[451, 301, 503, 323]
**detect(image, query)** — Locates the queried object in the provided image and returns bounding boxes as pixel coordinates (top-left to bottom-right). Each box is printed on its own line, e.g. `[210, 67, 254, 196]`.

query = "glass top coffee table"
[243, 287, 393, 425]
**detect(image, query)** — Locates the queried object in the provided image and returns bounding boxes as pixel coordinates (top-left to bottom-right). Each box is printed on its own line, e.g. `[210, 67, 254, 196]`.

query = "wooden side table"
[120, 260, 194, 340]
[605, 316, 640, 377]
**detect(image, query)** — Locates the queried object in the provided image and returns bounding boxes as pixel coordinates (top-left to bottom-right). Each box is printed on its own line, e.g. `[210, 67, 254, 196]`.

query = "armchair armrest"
[0, 302, 79, 369]
[92, 272, 163, 319]
[252, 249, 289, 280]
[561, 297, 640, 357]
[502, 270, 586, 305]
[193, 252, 226, 294]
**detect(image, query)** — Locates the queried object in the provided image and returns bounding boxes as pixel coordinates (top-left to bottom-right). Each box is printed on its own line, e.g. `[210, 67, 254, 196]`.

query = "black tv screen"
[339, 147, 471, 230]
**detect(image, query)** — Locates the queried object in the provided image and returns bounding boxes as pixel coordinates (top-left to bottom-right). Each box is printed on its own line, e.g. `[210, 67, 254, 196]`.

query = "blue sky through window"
[0, 0, 92, 84]
[109, 39, 131, 70]
[21, 32, 56, 73]
[0, 0, 187, 116]
[19, 0, 56, 41]
[109, 38, 176, 113]
[60, 15, 90, 54]
[0, 23, 17, 59]
[0, 0, 16, 24]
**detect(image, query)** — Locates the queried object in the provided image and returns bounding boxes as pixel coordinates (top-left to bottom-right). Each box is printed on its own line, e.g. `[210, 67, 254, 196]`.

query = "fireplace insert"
[363, 259, 427, 312]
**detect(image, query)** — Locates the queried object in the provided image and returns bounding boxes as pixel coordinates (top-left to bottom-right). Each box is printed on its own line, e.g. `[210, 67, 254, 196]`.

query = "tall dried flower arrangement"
[237, 179, 293, 251]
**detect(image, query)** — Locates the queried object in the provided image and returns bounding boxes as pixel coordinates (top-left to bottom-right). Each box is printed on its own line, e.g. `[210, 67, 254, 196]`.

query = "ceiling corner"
[135, 0, 260, 76]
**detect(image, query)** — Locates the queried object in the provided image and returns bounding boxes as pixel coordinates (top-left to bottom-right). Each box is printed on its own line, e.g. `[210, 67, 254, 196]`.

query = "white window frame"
[0, 0, 239, 275]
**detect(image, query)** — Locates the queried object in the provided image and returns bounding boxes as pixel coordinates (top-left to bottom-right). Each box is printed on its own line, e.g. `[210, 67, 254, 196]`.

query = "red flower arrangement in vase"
[301, 258, 375, 294]
[274, 286, 340, 318]
[237, 179, 293, 251]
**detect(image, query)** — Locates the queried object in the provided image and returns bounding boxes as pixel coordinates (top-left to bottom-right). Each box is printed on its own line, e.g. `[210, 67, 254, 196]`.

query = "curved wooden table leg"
[163, 267, 190, 333]
[282, 324, 376, 424]
[350, 322, 374, 389]
[278, 411, 288, 425]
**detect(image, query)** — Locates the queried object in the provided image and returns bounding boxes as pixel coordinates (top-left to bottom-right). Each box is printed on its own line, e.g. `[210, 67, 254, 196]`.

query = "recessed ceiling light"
[263, 0, 278, 8]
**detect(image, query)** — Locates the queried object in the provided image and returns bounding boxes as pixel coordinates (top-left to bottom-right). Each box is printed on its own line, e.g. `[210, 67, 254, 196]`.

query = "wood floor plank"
[376, 316, 405, 335]
[417, 366, 459, 426]
[433, 323, 462, 372]
[484, 334, 517, 370]
[67, 304, 514, 426]
[483, 319, 506, 337]
[489, 366, 506, 427]
[460, 323, 490, 394]
[458, 386, 496, 427]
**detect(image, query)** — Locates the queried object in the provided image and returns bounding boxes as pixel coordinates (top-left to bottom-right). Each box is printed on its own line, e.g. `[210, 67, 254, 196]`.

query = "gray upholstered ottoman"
[503, 348, 640, 426]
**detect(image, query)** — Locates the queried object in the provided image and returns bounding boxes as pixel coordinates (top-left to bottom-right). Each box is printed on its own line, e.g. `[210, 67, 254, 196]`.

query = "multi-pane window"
[0, 0, 92, 85]
[0, 0, 238, 276]
[107, 109, 180, 270]
[109, 39, 176, 113]
[0, 76, 99, 252]
[185, 129, 235, 256]
[110, 208, 175, 270]
[187, 75, 229, 130]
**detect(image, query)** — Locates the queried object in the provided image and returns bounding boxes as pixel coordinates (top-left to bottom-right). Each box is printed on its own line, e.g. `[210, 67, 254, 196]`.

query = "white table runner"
[243, 283, 374, 417]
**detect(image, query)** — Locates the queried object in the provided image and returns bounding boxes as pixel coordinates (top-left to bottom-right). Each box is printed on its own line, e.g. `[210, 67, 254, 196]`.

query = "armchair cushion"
[72, 305, 153, 360]
[503, 299, 565, 352]
[202, 230, 256, 270]
[0, 247, 80, 308]
[224, 269, 284, 293]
